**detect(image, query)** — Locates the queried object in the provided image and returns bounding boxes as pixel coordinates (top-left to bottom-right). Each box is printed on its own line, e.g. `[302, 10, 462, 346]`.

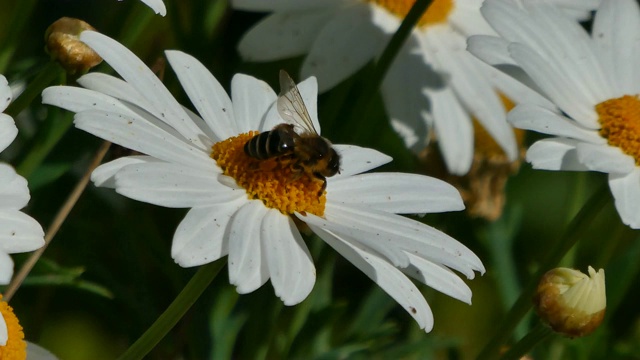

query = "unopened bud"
[45, 17, 102, 74]
[533, 266, 606, 338]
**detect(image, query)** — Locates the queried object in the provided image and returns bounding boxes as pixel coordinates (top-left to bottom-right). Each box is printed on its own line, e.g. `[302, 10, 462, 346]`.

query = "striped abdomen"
[244, 124, 296, 160]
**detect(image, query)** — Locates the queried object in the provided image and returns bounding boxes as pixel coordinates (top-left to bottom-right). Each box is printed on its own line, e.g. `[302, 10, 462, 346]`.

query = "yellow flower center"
[0, 296, 27, 360]
[473, 94, 524, 158]
[211, 132, 326, 216]
[596, 95, 640, 165]
[370, 0, 454, 27]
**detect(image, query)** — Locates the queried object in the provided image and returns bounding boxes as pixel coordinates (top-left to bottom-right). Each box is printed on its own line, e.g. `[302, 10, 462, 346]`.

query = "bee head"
[323, 147, 341, 177]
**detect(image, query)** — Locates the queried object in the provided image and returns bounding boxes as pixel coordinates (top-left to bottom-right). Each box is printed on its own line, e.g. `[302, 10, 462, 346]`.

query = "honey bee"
[244, 70, 340, 192]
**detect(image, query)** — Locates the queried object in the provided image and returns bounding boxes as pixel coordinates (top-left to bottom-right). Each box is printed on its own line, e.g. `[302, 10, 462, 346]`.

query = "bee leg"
[314, 173, 327, 196]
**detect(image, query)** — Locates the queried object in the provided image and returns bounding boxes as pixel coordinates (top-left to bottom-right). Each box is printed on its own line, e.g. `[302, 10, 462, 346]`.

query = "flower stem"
[4, 141, 111, 302]
[5, 61, 64, 119]
[500, 322, 552, 360]
[118, 259, 227, 360]
[476, 183, 610, 360]
[340, 0, 432, 143]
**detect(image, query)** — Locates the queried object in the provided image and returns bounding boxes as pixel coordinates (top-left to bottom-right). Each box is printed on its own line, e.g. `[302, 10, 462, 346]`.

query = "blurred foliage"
[0, 0, 639, 359]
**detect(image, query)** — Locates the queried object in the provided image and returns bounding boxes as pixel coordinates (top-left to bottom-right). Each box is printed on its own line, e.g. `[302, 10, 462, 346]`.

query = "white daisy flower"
[468, 0, 640, 228]
[232, 0, 596, 175]
[0, 75, 45, 287]
[42, 30, 485, 332]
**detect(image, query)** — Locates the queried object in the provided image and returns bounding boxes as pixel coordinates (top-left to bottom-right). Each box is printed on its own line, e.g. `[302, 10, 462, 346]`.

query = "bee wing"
[277, 70, 319, 135]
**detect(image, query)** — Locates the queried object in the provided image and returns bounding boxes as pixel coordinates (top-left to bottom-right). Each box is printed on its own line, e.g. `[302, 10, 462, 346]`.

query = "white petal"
[331, 144, 392, 178]
[231, 74, 277, 133]
[403, 253, 472, 304]
[238, 10, 333, 62]
[526, 137, 590, 171]
[0, 114, 17, 153]
[0, 252, 13, 285]
[483, 63, 558, 112]
[0, 210, 45, 253]
[0, 75, 11, 112]
[381, 38, 435, 152]
[508, 43, 601, 129]
[72, 74, 205, 147]
[592, 0, 640, 95]
[466, 35, 517, 67]
[310, 225, 434, 332]
[575, 142, 636, 174]
[301, 3, 385, 92]
[91, 156, 159, 188]
[172, 200, 245, 267]
[114, 162, 245, 208]
[74, 110, 213, 170]
[449, 1, 495, 37]
[508, 104, 605, 144]
[301, 210, 411, 268]
[0, 312, 6, 345]
[79, 31, 209, 149]
[328, 173, 464, 214]
[486, 1, 613, 103]
[609, 168, 640, 229]
[165, 51, 238, 140]
[139, 0, 166, 16]
[428, 87, 474, 175]
[43, 85, 137, 116]
[228, 201, 270, 294]
[424, 26, 517, 161]
[302, 203, 484, 278]
[261, 209, 315, 305]
[0, 163, 29, 210]
[26, 341, 59, 360]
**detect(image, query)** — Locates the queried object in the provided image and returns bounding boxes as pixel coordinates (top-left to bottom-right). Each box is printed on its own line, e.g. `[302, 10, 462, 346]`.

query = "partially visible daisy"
[0, 294, 58, 359]
[468, 0, 640, 228]
[43, 31, 485, 331]
[233, 0, 597, 175]
[0, 76, 45, 285]
[0, 76, 45, 354]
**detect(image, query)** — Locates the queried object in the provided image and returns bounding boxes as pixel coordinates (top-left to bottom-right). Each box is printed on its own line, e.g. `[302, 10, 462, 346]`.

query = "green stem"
[6, 62, 64, 119]
[340, 0, 432, 143]
[476, 183, 610, 360]
[16, 110, 74, 180]
[480, 207, 528, 339]
[118, 259, 226, 360]
[500, 322, 552, 360]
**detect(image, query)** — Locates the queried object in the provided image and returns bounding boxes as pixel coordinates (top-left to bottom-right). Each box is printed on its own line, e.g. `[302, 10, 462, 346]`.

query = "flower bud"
[45, 17, 102, 74]
[533, 266, 606, 338]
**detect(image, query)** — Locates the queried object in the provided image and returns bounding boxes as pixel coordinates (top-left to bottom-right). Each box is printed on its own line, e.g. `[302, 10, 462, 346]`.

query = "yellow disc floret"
[369, 0, 454, 28]
[211, 132, 326, 217]
[597, 95, 640, 165]
[0, 295, 27, 360]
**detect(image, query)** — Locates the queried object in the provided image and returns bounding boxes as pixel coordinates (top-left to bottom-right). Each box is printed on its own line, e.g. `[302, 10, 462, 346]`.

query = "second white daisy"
[468, 0, 640, 228]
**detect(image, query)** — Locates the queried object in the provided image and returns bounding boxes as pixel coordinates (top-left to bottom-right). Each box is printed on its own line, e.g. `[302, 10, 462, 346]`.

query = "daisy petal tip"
[78, 29, 101, 44]
[140, 0, 167, 16]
